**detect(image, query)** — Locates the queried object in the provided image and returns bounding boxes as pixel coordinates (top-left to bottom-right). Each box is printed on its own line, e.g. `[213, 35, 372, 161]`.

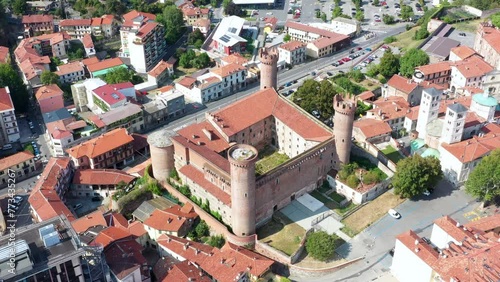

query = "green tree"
[379, 49, 399, 78]
[158, 5, 185, 44]
[283, 34, 291, 42]
[392, 155, 443, 198]
[195, 220, 210, 237]
[12, 0, 26, 15]
[321, 12, 327, 22]
[399, 48, 429, 77]
[491, 13, 500, 28]
[465, 149, 500, 202]
[179, 49, 196, 68]
[193, 52, 212, 68]
[187, 29, 205, 46]
[332, 6, 343, 18]
[0, 64, 30, 112]
[40, 71, 60, 85]
[224, 1, 242, 16]
[400, 5, 414, 21]
[413, 27, 429, 40]
[383, 36, 397, 44]
[222, 0, 231, 9]
[101, 67, 132, 84]
[207, 234, 225, 248]
[355, 11, 364, 22]
[348, 69, 365, 82]
[373, 0, 379, 5]
[305, 231, 338, 262]
[292, 79, 338, 119]
[383, 14, 395, 24]
[365, 64, 379, 78]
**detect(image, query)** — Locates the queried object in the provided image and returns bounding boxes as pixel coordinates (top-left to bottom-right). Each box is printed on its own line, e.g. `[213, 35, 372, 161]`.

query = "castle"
[148, 48, 356, 241]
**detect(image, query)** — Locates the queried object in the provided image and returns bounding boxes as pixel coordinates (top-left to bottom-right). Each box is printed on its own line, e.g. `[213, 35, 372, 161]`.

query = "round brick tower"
[147, 129, 176, 181]
[259, 47, 278, 90]
[228, 144, 259, 237]
[333, 94, 356, 164]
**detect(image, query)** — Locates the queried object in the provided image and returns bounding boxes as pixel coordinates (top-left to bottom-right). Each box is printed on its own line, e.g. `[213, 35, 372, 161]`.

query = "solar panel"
[112, 93, 120, 99]
[220, 35, 231, 43]
[228, 27, 237, 34]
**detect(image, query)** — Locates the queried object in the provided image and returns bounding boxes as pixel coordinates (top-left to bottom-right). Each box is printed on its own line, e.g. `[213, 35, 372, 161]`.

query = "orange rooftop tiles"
[354, 119, 392, 139]
[450, 45, 477, 60]
[35, 84, 64, 100]
[279, 40, 305, 51]
[0, 151, 34, 171]
[66, 128, 134, 159]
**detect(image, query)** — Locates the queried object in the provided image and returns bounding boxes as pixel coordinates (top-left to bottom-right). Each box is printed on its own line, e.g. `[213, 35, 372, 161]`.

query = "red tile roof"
[465, 213, 500, 233]
[193, 18, 210, 29]
[211, 63, 246, 78]
[55, 61, 84, 76]
[82, 33, 94, 48]
[179, 165, 231, 205]
[125, 159, 152, 177]
[123, 10, 156, 22]
[143, 203, 197, 233]
[71, 210, 107, 233]
[59, 19, 91, 27]
[66, 128, 134, 159]
[450, 45, 477, 60]
[104, 239, 149, 280]
[354, 119, 392, 139]
[387, 74, 419, 94]
[440, 124, 500, 163]
[0, 46, 9, 63]
[72, 169, 136, 185]
[0, 87, 15, 111]
[157, 234, 215, 263]
[136, 22, 158, 39]
[311, 36, 341, 49]
[279, 40, 305, 52]
[181, 4, 209, 17]
[36, 84, 63, 99]
[207, 88, 331, 141]
[368, 96, 410, 121]
[357, 90, 375, 101]
[285, 21, 348, 41]
[416, 61, 451, 75]
[0, 151, 34, 171]
[478, 25, 500, 55]
[178, 121, 230, 153]
[86, 57, 124, 73]
[22, 14, 53, 24]
[162, 261, 211, 282]
[177, 76, 197, 88]
[452, 55, 494, 78]
[28, 157, 75, 222]
[92, 226, 131, 248]
[148, 60, 173, 78]
[92, 84, 127, 106]
[221, 53, 248, 66]
[82, 57, 100, 66]
[110, 213, 148, 237]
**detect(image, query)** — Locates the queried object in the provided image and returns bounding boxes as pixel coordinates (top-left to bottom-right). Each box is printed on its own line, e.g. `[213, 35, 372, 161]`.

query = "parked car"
[285, 82, 293, 87]
[2, 144, 13, 150]
[389, 248, 395, 256]
[337, 60, 344, 65]
[326, 72, 333, 76]
[423, 190, 431, 196]
[388, 209, 401, 219]
[91, 196, 102, 202]
[311, 110, 321, 119]
[73, 203, 83, 210]
[14, 196, 23, 201]
[365, 47, 372, 51]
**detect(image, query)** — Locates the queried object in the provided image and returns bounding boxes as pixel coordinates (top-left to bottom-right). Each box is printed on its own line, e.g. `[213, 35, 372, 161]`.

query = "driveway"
[291, 180, 479, 282]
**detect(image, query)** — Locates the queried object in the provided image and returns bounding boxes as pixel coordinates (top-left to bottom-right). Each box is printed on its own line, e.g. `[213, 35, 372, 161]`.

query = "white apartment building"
[120, 11, 167, 73]
[329, 17, 361, 37]
[450, 55, 494, 93]
[55, 61, 85, 84]
[0, 87, 20, 146]
[278, 40, 306, 65]
[71, 78, 107, 112]
[59, 16, 115, 39]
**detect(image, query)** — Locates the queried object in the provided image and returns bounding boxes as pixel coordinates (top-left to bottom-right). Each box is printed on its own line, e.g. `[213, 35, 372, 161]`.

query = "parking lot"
[66, 195, 105, 217]
[0, 194, 33, 228]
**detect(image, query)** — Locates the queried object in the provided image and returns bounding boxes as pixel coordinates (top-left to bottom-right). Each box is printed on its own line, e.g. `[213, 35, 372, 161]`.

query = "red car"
[337, 60, 344, 65]
[342, 57, 351, 62]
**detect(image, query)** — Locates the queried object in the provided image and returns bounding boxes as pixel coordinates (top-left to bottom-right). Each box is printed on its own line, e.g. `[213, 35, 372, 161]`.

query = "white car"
[423, 190, 431, 196]
[388, 209, 401, 219]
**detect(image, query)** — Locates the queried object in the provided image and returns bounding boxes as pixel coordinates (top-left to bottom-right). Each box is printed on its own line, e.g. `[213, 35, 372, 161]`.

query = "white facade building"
[0, 87, 20, 146]
[440, 103, 467, 144]
[416, 88, 442, 140]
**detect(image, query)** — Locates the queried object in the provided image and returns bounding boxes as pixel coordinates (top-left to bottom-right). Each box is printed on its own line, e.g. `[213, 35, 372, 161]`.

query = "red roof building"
[160, 260, 211, 282]
[104, 239, 150, 281]
[143, 203, 198, 239]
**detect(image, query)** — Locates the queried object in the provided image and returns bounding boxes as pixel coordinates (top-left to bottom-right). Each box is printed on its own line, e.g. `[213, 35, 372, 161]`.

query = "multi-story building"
[147, 59, 175, 85]
[330, 17, 361, 37]
[71, 169, 136, 198]
[81, 33, 96, 57]
[474, 22, 500, 70]
[278, 40, 306, 65]
[59, 16, 115, 39]
[212, 16, 247, 55]
[365, 96, 411, 134]
[85, 57, 127, 78]
[35, 84, 65, 114]
[28, 157, 75, 222]
[143, 86, 186, 129]
[143, 203, 197, 240]
[66, 128, 135, 169]
[450, 55, 495, 93]
[391, 215, 500, 282]
[0, 151, 35, 188]
[413, 61, 452, 86]
[120, 10, 167, 73]
[91, 83, 130, 113]
[285, 21, 351, 56]
[71, 78, 107, 112]
[90, 15, 115, 38]
[179, 2, 210, 25]
[104, 239, 151, 282]
[0, 87, 20, 146]
[27, 0, 55, 12]
[55, 61, 85, 84]
[193, 18, 211, 36]
[89, 103, 145, 133]
[22, 15, 54, 37]
[449, 45, 477, 62]
[0, 215, 87, 282]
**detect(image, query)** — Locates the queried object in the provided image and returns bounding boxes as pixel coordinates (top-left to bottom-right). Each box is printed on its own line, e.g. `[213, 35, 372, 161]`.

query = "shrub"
[383, 36, 397, 44]
[305, 231, 338, 261]
[207, 234, 225, 248]
[169, 167, 180, 181]
[178, 185, 191, 197]
[195, 220, 210, 237]
[346, 174, 360, 188]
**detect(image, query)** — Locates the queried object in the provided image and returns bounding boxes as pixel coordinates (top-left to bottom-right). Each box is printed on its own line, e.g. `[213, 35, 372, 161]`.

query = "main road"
[152, 24, 408, 135]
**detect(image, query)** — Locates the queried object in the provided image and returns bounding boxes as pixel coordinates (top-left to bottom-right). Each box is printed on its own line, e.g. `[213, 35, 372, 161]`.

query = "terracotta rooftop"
[157, 234, 215, 264]
[82, 33, 94, 48]
[55, 61, 84, 76]
[177, 121, 230, 153]
[108, 212, 147, 237]
[82, 57, 100, 66]
[367, 96, 410, 121]
[357, 90, 375, 101]
[72, 169, 136, 185]
[71, 210, 107, 234]
[285, 21, 348, 40]
[28, 157, 75, 222]
[354, 119, 392, 139]
[0, 87, 15, 111]
[221, 53, 248, 66]
[211, 63, 246, 78]
[59, 19, 91, 27]
[22, 14, 53, 24]
[104, 239, 149, 280]
[179, 165, 231, 205]
[0, 46, 9, 63]
[148, 60, 173, 78]
[438, 96, 472, 115]
[193, 18, 210, 29]
[92, 226, 131, 248]
[311, 36, 344, 49]
[450, 45, 477, 60]
[136, 22, 158, 39]
[177, 76, 197, 89]
[143, 203, 197, 232]
[440, 123, 500, 163]
[181, 4, 209, 17]
[0, 151, 34, 171]
[465, 213, 500, 233]
[123, 10, 156, 22]
[387, 74, 419, 94]
[416, 61, 451, 75]
[35, 84, 63, 101]
[279, 40, 305, 52]
[125, 159, 152, 177]
[478, 24, 500, 55]
[452, 55, 494, 78]
[162, 261, 211, 282]
[86, 57, 124, 73]
[66, 128, 134, 159]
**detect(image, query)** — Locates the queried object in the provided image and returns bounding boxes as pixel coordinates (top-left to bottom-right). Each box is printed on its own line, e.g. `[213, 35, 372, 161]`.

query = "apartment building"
[179, 2, 210, 25]
[278, 40, 306, 65]
[212, 16, 247, 55]
[35, 84, 65, 114]
[22, 15, 54, 37]
[413, 61, 452, 86]
[474, 22, 500, 69]
[365, 96, 411, 133]
[66, 128, 135, 169]
[0, 87, 20, 146]
[82, 33, 96, 57]
[55, 61, 85, 84]
[330, 17, 361, 37]
[59, 19, 92, 39]
[450, 55, 495, 93]
[0, 151, 35, 188]
[120, 10, 167, 73]
[71, 78, 107, 112]
[147, 59, 175, 85]
[285, 21, 351, 52]
[143, 86, 186, 128]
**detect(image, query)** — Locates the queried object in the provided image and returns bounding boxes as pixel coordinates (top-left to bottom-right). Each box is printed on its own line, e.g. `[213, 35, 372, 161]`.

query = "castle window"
[276, 178, 279, 184]
[244, 193, 248, 198]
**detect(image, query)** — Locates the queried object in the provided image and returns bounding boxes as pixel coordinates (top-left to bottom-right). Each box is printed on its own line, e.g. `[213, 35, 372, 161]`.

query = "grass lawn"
[328, 191, 346, 203]
[334, 202, 357, 215]
[390, 27, 425, 51]
[257, 212, 306, 256]
[342, 192, 406, 236]
[256, 147, 290, 175]
[358, 79, 381, 91]
[452, 19, 482, 32]
[381, 145, 405, 164]
[310, 190, 338, 210]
